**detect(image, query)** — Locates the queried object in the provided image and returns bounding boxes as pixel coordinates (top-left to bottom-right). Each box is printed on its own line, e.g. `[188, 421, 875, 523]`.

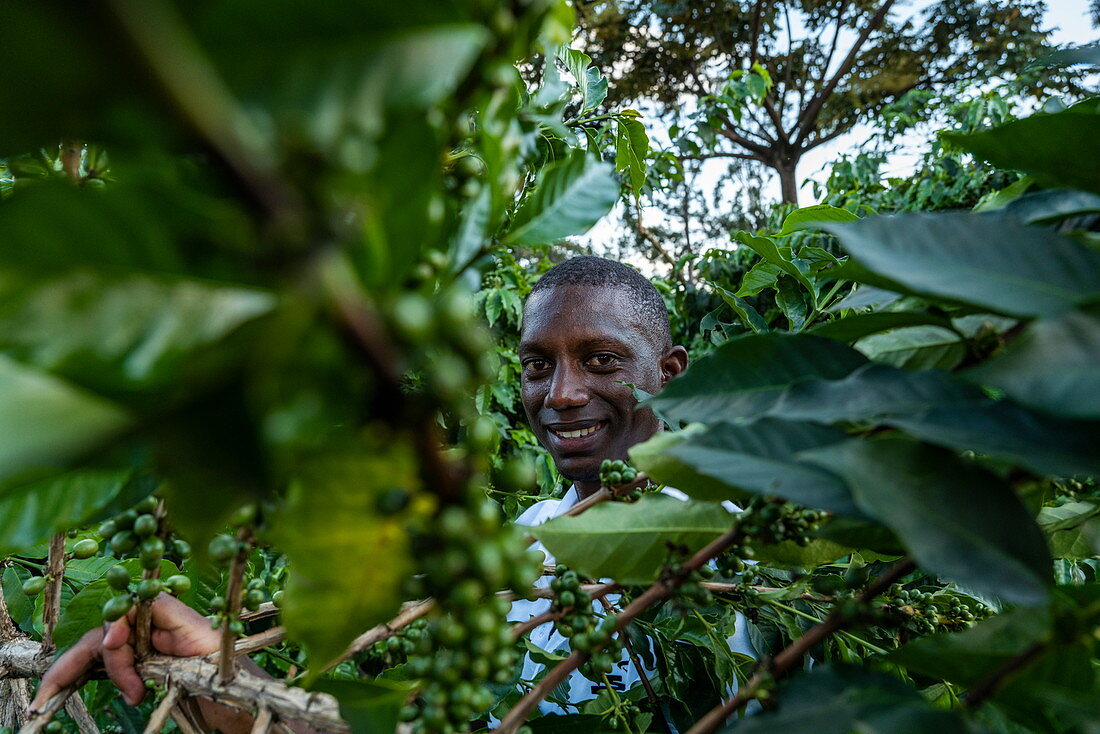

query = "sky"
[579, 0, 1098, 261]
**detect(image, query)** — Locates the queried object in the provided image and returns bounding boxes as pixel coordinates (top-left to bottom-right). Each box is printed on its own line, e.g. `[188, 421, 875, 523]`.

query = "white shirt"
[508, 486, 756, 714]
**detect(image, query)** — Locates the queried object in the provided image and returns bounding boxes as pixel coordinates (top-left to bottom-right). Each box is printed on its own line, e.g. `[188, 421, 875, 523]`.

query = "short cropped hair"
[525, 256, 673, 352]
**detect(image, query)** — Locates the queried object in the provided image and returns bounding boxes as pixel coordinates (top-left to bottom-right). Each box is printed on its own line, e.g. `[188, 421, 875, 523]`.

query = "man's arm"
[31, 595, 319, 734]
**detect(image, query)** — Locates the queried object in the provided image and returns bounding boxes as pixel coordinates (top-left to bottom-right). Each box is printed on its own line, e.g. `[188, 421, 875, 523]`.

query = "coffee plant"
[0, 2, 1097, 733]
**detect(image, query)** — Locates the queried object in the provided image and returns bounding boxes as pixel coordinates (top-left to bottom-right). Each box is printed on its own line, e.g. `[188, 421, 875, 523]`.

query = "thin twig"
[327, 599, 436, 670]
[598, 596, 662, 716]
[168, 703, 206, 734]
[250, 705, 276, 734]
[219, 528, 252, 683]
[684, 558, 916, 734]
[63, 694, 100, 734]
[496, 524, 746, 733]
[20, 685, 75, 734]
[143, 684, 183, 734]
[234, 627, 287, 657]
[42, 535, 67, 654]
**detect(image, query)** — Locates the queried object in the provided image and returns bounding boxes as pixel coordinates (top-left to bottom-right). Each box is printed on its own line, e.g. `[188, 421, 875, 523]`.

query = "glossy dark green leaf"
[809, 312, 954, 343]
[1039, 500, 1100, 560]
[734, 231, 814, 295]
[967, 305, 1100, 420]
[943, 107, 1100, 194]
[52, 579, 116, 651]
[1032, 43, 1100, 69]
[713, 284, 768, 333]
[0, 272, 276, 402]
[1001, 188, 1100, 224]
[801, 439, 1052, 605]
[645, 333, 867, 425]
[641, 419, 861, 517]
[824, 213, 1100, 318]
[0, 356, 132, 484]
[629, 426, 754, 503]
[503, 151, 618, 246]
[886, 401, 1100, 478]
[271, 446, 418, 681]
[776, 204, 858, 236]
[722, 665, 973, 734]
[530, 494, 733, 585]
[735, 260, 782, 297]
[855, 326, 965, 370]
[0, 469, 155, 557]
[767, 364, 980, 424]
[747, 538, 852, 568]
[2, 566, 35, 633]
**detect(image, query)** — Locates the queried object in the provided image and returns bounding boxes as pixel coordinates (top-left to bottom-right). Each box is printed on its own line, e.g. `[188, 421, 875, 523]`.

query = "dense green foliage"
[0, 2, 1097, 734]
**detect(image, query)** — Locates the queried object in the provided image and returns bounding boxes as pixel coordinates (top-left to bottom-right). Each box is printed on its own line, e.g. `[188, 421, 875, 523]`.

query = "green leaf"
[734, 231, 814, 297]
[2, 566, 35, 633]
[1032, 43, 1100, 69]
[1039, 500, 1100, 560]
[314, 679, 412, 734]
[966, 305, 1100, 420]
[52, 579, 116, 650]
[735, 260, 782, 297]
[530, 494, 732, 585]
[809, 312, 955, 343]
[712, 283, 768, 333]
[801, 439, 1051, 606]
[558, 47, 608, 113]
[0, 272, 276, 402]
[272, 445, 418, 681]
[776, 204, 858, 237]
[775, 277, 808, 331]
[824, 212, 1100, 318]
[629, 426, 755, 503]
[747, 538, 852, 568]
[1000, 188, 1100, 224]
[721, 665, 973, 734]
[943, 107, 1100, 194]
[645, 333, 868, 425]
[646, 419, 861, 518]
[0, 356, 132, 484]
[503, 151, 618, 246]
[614, 115, 649, 198]
[855, 326, 965, 370]
[0, 469, 155, 557]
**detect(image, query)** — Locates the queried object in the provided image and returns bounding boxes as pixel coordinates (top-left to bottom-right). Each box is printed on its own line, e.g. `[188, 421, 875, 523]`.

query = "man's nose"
[545, 363, 589, 411]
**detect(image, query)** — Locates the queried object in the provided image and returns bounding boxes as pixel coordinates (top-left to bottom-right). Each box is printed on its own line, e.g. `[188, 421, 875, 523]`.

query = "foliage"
[0, 3, 1098, 734]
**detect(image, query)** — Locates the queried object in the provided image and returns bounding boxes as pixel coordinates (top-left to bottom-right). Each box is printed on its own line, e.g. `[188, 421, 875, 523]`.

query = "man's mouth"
[546, 420, 607, 448]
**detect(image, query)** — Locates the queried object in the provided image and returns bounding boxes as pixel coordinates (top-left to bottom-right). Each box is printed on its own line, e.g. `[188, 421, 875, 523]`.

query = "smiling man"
[518, 256, 688, 500]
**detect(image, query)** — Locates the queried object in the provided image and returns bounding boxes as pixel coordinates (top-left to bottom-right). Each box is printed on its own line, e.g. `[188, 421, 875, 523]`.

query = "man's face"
[518, 285, 684, 486]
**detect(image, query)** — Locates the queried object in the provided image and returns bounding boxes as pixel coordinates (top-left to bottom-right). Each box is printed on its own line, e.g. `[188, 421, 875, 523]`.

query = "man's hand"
[31, 593, 219, 709]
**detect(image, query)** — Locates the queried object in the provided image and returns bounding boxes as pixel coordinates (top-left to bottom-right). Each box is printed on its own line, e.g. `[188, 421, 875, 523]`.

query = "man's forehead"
[520, 285, 648, 346]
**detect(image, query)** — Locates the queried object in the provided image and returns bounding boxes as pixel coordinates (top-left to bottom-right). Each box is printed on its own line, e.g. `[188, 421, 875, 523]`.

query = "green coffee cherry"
[106, 565, 131, 591]
[110, 531, 138, 554]
[244, 589, 265, 611]
[229, 504, 257, 527]
[272, 590, 284, 608]
[172, 539, 192, 559]
[71, 538, 99, 559]
[98, 520, 118, 539]
[22, 576, 47, 597]
[392, 293, 435, 343]
[136, 579, 162, 601]
[133, 514, 158, 538]
[139, 537, 165, 569]
[165, 575, 191, 596]
[135, 495, 159, 513]
[208, 535, 238, 564]
[103, 594, 133, 622]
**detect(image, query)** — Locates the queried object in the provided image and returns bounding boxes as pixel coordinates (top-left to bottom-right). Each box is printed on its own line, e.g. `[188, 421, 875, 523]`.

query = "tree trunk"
[776, 160, 799, 206]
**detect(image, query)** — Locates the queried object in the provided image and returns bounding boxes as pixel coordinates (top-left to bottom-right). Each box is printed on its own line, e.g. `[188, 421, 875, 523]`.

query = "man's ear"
[659, 346, 689, 385]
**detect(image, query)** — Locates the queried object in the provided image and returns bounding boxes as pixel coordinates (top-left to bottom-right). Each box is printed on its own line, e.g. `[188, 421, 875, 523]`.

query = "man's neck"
[574, 479, 602, 501]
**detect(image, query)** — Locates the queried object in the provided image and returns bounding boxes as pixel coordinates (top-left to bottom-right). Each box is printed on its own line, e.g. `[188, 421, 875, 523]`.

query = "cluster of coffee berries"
[549, 565, 623, 680]
[96, 495, 192, 566]
[402, 499, 542, 732]
[101, 564, 192, 621]
[878, 587, 990, 635]
[740, 497, 827, 547]
[366, 618, 428, 669]
[18, 533, 99, 597]
[599, 459, 638, 488]
[675, 565, 717, 610]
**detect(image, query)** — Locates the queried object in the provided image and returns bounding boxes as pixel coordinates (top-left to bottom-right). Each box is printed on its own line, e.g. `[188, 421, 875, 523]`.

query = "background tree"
[578, 0, 1070, 204]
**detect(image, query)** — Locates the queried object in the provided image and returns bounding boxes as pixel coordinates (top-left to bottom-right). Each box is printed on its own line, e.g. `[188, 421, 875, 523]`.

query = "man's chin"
[556, 458, 601, 486]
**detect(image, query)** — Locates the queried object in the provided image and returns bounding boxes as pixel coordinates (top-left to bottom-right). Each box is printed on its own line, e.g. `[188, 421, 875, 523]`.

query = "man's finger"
[30, 627, 103, 710]
[103, 613, 133, 650]
[102, 640, 145, 706]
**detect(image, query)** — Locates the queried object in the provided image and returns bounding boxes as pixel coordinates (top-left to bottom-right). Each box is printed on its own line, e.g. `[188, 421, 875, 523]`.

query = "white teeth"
[556, 424, 599, 439]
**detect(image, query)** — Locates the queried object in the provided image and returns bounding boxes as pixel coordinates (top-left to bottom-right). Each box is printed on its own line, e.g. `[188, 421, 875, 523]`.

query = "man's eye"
[523, 359, 550, 374]
[586, 353, 619, 368]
